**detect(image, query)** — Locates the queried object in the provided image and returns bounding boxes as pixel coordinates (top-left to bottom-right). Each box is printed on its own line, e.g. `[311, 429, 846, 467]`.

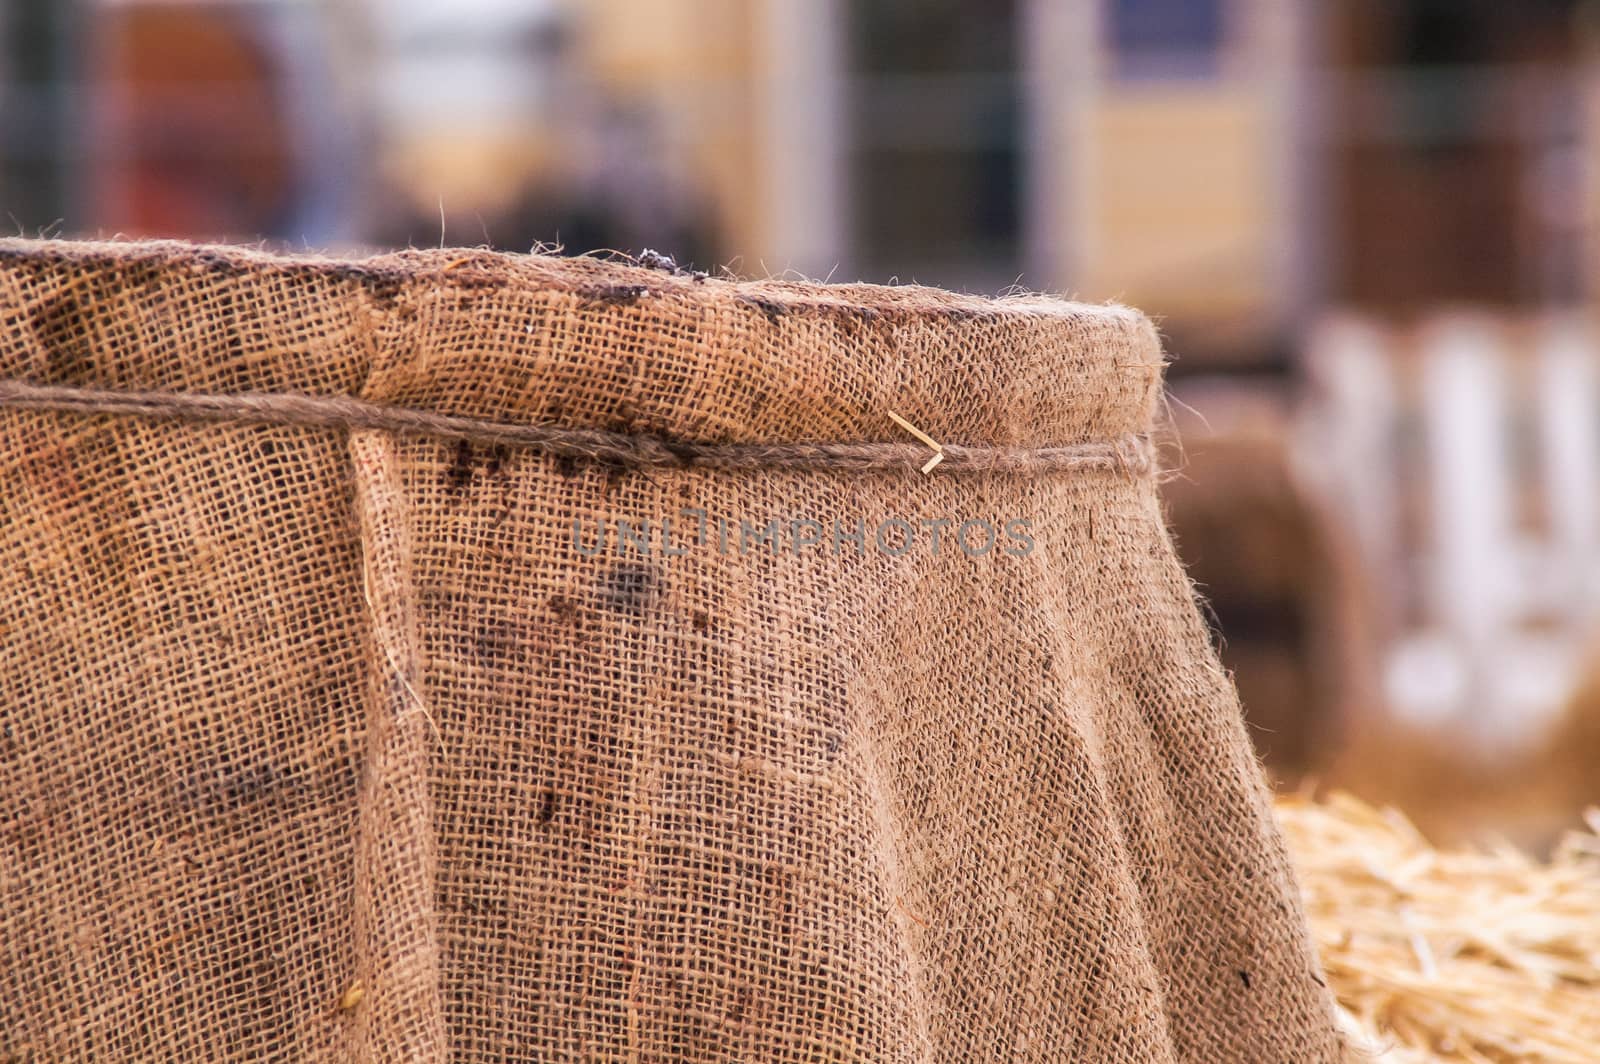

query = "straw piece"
[337, 981, 365, 1012]
[1278, 793, 1600, 1063]
[887, 410, 943, 453]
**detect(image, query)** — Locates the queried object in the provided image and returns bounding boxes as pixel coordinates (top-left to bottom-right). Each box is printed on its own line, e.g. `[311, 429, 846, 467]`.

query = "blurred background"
[5, 0, 1599, 846]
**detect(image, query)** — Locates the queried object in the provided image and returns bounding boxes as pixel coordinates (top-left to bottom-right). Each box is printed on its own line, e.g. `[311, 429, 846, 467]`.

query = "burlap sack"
[0, 239, 1343, 1061]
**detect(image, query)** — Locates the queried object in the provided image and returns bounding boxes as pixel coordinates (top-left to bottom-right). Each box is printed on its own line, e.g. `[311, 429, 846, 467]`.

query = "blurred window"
[0, 0, 78, 231]
[848, 0, 1020, 291]
[1329, 0, 1584, 308]
[1107, 0, 1226, 81]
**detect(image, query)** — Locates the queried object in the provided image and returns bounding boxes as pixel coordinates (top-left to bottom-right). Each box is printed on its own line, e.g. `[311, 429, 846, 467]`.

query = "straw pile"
[1278, 793, 1600, 1062]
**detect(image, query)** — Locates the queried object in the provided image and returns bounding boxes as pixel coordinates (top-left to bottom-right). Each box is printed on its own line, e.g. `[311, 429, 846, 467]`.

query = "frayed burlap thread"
[0, 239, 1345, 1062]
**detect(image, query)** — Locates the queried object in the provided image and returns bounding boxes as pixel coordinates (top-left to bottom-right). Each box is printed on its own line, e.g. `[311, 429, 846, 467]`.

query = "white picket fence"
[1300, 312, 1600, 746]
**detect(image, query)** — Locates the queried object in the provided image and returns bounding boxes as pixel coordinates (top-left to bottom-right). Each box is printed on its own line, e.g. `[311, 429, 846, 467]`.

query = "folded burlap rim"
[0, 378, 1156, 475]
[0, 239, 1164, 476]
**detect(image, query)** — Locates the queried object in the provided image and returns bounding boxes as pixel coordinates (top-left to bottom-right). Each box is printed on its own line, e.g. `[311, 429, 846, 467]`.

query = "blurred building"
[554, 0, 1600, 763]
[4, 0, 1600, 780]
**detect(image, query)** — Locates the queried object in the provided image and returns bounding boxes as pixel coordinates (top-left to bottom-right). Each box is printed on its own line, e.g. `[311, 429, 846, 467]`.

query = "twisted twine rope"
[0, 379, 1155, 476]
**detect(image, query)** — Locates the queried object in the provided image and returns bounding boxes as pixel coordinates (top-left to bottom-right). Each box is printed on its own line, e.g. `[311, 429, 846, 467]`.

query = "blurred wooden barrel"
[1161, 381, 1377, 782]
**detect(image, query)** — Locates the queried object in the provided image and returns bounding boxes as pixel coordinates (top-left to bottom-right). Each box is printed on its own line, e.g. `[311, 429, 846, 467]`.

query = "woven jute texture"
[0, 239, 1344, 1061]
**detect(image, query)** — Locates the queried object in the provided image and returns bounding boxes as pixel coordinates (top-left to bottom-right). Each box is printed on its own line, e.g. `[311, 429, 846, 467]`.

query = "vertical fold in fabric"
[347, 429, 446, 1061]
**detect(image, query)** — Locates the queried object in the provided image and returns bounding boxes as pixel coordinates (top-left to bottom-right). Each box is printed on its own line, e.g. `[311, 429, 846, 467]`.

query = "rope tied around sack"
[0, 379, 1156, 476]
